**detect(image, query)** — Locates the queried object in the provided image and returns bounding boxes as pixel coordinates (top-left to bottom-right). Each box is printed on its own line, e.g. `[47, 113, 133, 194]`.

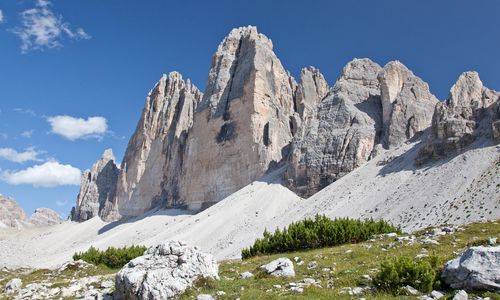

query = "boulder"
[114, 241, 219, 300]
[441, 246, 500, 291]
[452, 290, 468, 300]
[3, 278, 22, 293]
[260, 257, 295, 278]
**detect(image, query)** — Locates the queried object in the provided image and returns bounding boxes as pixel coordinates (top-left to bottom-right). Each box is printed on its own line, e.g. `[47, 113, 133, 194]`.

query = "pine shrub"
[241, 215, 400, 259]
[374, 256, 438, 294]
[73, 245, 147, 269]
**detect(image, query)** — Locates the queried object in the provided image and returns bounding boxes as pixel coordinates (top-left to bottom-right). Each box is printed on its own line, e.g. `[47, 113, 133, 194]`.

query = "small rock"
[421, 238, 440, 245]
[303, 278, 316, 285]
[261, 258, 295, 278]
[488, 237, 497, 245]
[240, 271, 254, 279]
[197, 294, 214, 300]
[361, 274, 372, 281]
[216, 290, 226, 296]
[452, 290, 468, 300]
[415, 253, 429, 259]
[430, 290, 444, 299]
[293, 256, 300, 262]
[100, 280, 114, 289]
[345, 249, 353, 254]
[401, 285, 419, 296]
[272, 284, 282, 289]
[290, 286, 303, 293]
[3, 278, 22, 293]
[307, 261, 318, 269]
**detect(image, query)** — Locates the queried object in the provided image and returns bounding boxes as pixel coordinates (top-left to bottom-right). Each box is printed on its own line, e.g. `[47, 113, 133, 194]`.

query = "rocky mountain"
[30, 208, 62, 227]
[71, 149, 119, 221]
[284, 59, 438, 196]
[0, 195, 29, 229]
[70, 25, 498, 223]
[418, 71, 500, 164]
[0, 195, 61, 229]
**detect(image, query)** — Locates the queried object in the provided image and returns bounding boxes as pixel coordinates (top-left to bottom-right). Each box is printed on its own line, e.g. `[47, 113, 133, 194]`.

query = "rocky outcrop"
[71, 149, 119, 221]
[0, 195, 29, 229]
[378, 61, 438, 147]
[112, 72, 202, 218]
[178, 26, 298, 209]
[285, 59, 439, 196]
[29, 208, 61, 226]
[115, 241, 219, 300]
[441, 246, 500, 291]
[294, 67, 329, 137]
[285, 58, 383, 196]
[417, 72, 500, 164]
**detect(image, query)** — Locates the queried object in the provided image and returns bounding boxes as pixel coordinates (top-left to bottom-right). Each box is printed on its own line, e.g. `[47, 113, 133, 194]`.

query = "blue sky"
[0, 0, 499, 217]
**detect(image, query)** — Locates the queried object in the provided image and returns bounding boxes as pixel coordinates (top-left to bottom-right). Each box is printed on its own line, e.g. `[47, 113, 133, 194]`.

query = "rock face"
[441, 246, 500, 291]
[285, 59, 439, 196]
[178, 26, 298, 209]
[260, 258, 295, 278]
[112, 72, 202, 218]
[378, 61, 438, 146]
[285, 58, 382, 196]
[417, 72, 500, 164]
[3, 278, 22, 293]
[0, 195, 29, 229]
[114, 241, 219, 300]
[29, 208, 61, 226]
[71, 149, 119, 221]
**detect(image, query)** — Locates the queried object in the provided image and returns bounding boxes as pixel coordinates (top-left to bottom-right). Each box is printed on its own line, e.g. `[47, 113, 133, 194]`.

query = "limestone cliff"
[71, 149, 119, 221]
[178, 26, 298, 209]
[112, 72, 202, 218]
[417, 72, 500, 164]
[285, 59, 439, 196]
[30, 208, 61, 226]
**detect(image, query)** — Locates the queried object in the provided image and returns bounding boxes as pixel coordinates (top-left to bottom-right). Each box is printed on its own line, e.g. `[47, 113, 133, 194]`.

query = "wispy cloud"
[0, 147, 42, 163]
[56, 199, 68, 207]
[48, 115, 108, 141]
[21, 130, 34, 138]
[13, 108, 37, 117]
[12, 0, 90, 53]
[1, 160, 81, 187]
[0, 9, 4, 24]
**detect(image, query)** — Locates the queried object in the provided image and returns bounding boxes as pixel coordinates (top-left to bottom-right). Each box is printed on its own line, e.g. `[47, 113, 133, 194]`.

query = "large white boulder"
[260, 257, 295, 278]
[114, 241, 219, 300]
[441, 246, 500, 291]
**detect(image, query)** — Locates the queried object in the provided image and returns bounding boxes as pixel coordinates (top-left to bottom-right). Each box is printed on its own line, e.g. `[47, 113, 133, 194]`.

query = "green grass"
[181, 220, 500, 299]
[1, 221, 498, 299]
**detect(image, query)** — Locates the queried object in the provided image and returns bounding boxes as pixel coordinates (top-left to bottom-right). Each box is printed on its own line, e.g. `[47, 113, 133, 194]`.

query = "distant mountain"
[0, 195, 62, 229]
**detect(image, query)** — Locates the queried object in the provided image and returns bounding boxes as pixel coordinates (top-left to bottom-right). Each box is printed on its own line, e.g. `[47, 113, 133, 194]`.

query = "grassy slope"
[0, 221, 498, 299]
[182, 221, 499, 300]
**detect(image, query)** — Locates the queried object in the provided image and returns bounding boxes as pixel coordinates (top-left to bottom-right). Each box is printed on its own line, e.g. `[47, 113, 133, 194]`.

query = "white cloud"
[48, 115, 108, 140]
[0, 147, 42, 163]
[1, 161, 81, 187]
[12, 0, 90, 53]
[0, 9, 4, 23]
[21, 130, 34, 138]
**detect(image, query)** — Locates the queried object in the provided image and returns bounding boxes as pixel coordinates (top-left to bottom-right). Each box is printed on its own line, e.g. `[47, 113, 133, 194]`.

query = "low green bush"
[374, 256, 439, 294]
[241, 215, 400, 259]
[73, 245, 147, 269]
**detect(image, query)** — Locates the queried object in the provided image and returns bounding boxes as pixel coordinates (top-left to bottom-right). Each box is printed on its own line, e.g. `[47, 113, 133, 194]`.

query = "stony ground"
[1, 221, 498, 299]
